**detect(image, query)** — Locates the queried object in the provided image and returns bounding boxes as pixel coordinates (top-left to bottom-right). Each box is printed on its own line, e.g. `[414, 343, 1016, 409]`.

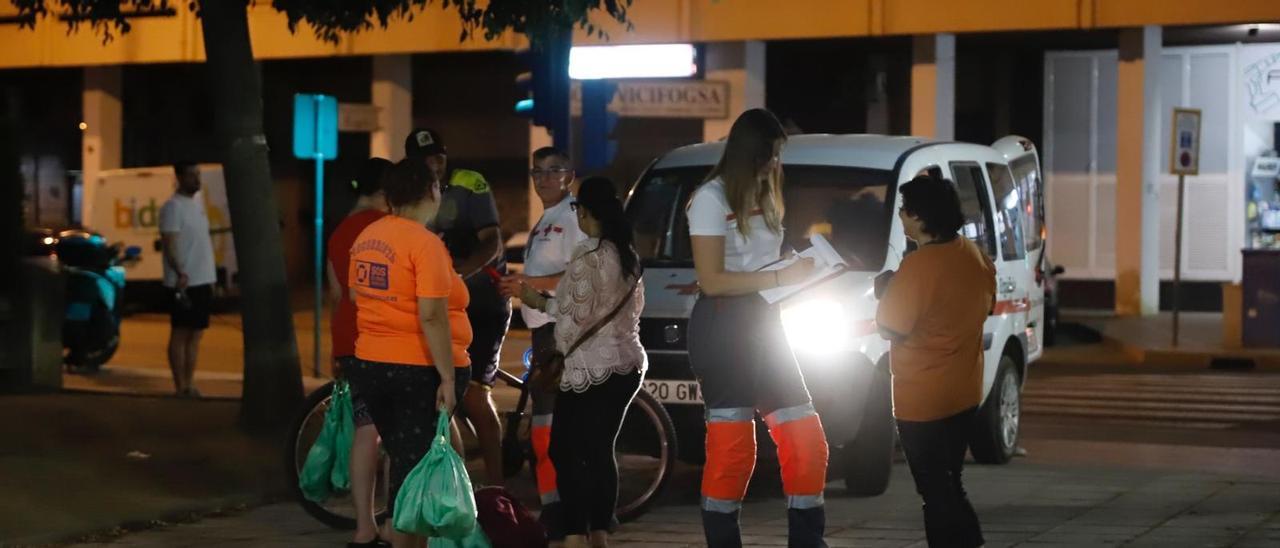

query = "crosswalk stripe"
[1022, 404, 1279, 422]
[1021, 373, 1280, 429]
[1025, 397, 1280, 416]
[1024, 389, 1280, 406]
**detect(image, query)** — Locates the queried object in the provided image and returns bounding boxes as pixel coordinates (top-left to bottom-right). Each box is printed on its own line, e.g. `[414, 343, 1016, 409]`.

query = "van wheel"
[970, 356, 1020, 464]
[843, 365, 893, 496]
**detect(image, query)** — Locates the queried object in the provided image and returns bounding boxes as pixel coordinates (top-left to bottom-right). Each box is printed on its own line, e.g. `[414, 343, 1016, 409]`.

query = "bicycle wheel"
[494, 365, 677, 522]
[613, 388, 677, 522]
[285, 381, 391, 530]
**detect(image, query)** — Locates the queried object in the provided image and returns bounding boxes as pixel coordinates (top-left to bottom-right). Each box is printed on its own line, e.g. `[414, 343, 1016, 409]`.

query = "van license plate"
[644, 380, 703, 405]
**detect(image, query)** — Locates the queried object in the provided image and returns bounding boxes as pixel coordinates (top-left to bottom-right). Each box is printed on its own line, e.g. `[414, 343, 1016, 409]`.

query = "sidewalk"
[1050, 311, 1280, 370]
[62, 365, 333, 400]
[60, 462, 1280, 547]
[0, 392, 285, 547]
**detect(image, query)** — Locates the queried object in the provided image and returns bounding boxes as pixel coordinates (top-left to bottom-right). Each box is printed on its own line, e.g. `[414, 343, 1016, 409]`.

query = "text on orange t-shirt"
[349, 215, 472, 367]
[875, 237, 996, 421]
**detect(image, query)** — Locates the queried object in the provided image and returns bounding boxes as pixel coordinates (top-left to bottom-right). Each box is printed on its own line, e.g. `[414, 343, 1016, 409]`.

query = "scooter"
[56, 230, 141, 372]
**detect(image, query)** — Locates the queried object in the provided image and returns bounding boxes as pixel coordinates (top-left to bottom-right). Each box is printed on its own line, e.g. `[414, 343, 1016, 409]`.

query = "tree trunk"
[199, 0, 303, 434]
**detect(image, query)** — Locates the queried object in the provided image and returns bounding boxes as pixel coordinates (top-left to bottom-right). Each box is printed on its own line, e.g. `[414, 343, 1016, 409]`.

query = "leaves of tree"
[13, 0, 633, 47]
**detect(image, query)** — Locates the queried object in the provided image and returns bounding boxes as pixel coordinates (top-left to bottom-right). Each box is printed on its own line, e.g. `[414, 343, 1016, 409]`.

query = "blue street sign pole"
[294, 93, 338, 378]
[313, 151, 324, 379]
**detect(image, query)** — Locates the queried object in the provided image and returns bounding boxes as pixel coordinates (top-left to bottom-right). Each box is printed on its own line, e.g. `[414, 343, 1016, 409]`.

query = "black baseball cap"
[352, 157, 392, 196]
[404, 128, 447, 159]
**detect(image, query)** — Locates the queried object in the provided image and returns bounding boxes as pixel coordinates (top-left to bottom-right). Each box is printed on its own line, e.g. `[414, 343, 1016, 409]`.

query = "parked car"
[624, 134, 1047, 496]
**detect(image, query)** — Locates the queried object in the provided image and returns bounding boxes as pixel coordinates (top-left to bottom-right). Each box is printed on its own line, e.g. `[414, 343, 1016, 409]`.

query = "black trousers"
[896, 407, 985, 548]
[345, 360, 471, 515]
[549, 371, 642, 535]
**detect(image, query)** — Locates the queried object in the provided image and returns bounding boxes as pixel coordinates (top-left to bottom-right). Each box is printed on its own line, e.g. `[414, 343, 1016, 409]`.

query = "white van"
[87, 164, 238, 293]
[623, 134, 1046, 495]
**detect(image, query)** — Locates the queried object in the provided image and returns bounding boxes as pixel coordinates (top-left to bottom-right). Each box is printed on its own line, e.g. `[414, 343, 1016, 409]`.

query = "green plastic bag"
[429, 526, 493, 548]
[299, 381, 355, 502]
[394, 412, 479, 539]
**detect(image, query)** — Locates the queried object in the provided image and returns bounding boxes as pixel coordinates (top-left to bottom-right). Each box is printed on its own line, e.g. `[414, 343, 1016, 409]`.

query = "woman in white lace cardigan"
[519, 176, 645, 548]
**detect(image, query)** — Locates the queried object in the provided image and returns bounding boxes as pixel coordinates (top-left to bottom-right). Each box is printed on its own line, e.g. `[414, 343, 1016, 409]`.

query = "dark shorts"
[465, 277, 512, 388]
[170, 284, 212, 330]
[344, 358, 472, 515]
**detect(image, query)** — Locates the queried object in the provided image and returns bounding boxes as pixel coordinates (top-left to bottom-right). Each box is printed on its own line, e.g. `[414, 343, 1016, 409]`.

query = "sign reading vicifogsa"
[570, 80, 730, 119]
[1170, 107, 1201, 176]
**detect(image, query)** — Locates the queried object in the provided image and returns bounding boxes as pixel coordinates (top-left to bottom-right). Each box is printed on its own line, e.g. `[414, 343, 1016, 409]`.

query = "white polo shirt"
[158, 192, 217, 289]
[522, 197, 587, 328]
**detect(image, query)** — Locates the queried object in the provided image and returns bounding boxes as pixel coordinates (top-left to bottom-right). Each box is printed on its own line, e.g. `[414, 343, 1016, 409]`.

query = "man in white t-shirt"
[158, 162, 217, 398]
[499, 146, 586, 538]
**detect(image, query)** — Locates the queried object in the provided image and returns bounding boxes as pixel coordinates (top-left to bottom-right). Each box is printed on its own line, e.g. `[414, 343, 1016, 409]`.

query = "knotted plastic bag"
[299, 381, 355, 502]
[394, 412, 479, 539]
[429, 526, 493, 548]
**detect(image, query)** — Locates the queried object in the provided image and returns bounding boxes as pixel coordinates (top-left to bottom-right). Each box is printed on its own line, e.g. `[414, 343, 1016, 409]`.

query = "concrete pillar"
[371, 55, 412, 162]
[703, 41, 766, 143]
[528, 125, 553, 230]
[910, 33, 956, 140]
[81, 66, 122, 225]
[1115, 26, 1163, 316]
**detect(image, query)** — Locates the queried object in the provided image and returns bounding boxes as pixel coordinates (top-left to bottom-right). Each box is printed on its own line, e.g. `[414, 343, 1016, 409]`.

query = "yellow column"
[910, 33, 955, 140]
[370, 55, 412, 162]
[703, 41, 766, 143]
[1115, 26, 1162, 316]
[81, 66, 122, 225]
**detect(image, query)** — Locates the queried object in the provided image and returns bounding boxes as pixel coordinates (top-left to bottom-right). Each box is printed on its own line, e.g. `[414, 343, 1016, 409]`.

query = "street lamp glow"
[569, 44, 696, 80]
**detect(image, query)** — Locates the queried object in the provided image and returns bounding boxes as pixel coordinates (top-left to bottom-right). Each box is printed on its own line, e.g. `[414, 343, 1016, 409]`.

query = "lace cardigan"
[544, 238, 646, 392]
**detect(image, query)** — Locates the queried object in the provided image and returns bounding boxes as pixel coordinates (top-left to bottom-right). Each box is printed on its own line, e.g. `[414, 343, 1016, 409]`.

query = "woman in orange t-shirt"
[345, 159, 472, 548]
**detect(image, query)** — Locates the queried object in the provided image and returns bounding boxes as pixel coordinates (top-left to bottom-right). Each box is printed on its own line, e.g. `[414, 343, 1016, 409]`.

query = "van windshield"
[625, 165, 896, 271]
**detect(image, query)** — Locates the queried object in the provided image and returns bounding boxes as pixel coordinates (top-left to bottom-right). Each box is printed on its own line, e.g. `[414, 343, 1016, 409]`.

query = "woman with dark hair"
[346, 159, 472, 548]
[518, 176, 646, 548]
[326, 157, 391, 548]
[685, 108, 829, 546]
[876, 174, 995, 548]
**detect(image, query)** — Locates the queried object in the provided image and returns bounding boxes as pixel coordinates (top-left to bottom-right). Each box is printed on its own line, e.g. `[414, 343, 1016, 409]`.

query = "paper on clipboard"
[758, 234, 847, 304]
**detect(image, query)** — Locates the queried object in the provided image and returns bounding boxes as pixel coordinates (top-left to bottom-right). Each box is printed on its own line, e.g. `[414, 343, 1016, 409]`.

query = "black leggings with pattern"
[343, 357, 471, 514]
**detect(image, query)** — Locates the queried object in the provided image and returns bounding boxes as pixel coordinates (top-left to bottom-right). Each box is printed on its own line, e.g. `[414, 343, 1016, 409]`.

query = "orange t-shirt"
[875, 237, 996, 421]
[349, 216, 472, 367]
[328, 209, 387, 360]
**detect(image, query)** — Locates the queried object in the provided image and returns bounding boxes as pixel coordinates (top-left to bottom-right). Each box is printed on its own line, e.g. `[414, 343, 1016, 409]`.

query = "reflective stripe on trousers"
[532, 414, 558, 500]
[765, 403, 829, 507]
[701, 407, 756, 512]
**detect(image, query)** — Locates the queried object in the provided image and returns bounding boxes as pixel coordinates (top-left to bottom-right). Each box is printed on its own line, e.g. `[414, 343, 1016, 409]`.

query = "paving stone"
[828, 527, 924, 540]
[1025, 531, 1135, 545]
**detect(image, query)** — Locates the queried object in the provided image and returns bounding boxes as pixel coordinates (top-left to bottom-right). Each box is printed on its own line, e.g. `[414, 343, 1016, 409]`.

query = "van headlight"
[780, 298, 851, 357]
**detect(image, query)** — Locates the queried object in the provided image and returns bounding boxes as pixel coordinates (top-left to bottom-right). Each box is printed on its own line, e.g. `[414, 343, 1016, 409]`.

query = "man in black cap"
[405, 128, 509, 486]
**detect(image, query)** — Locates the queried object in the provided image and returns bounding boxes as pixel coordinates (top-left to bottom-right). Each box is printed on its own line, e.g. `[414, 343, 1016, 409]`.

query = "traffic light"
[580, 80, 618, 172]
[514, 32, 572, 151]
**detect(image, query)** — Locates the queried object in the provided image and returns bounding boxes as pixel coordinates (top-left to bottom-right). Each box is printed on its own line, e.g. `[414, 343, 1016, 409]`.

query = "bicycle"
[285, 349, 678, 529]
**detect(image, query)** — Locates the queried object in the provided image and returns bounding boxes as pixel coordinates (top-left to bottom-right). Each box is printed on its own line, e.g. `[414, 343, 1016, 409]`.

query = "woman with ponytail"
[519, 176, 646, 548]
[687, 108, 828, 546]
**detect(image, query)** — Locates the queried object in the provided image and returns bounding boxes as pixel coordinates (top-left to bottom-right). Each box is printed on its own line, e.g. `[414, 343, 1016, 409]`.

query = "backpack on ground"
[473, 486, 547, 548]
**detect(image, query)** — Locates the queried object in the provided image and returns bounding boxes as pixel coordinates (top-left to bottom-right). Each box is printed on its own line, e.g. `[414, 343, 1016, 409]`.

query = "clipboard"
[757, 234, 848, 304]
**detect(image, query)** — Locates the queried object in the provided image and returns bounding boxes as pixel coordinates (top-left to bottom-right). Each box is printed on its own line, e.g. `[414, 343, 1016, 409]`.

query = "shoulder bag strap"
[562, 277, 639, 359]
